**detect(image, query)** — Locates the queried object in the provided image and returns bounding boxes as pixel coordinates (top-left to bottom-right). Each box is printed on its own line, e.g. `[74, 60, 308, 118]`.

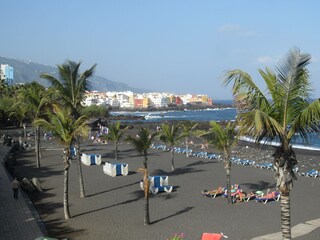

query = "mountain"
[0, 56, 149, 93]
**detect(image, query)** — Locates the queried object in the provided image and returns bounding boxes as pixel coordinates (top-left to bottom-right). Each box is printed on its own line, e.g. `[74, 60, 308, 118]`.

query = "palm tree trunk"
[143, 155, 150, 225]
[144, 193, 150, 225]
[115, 143, 118, 161]
[35, 126, 41, 168]
[76, 141, 85, 198]
[23, 123, 27, 141]
[226, 168, 231, 204]
[185, 137, 189, 157]
[171, 149, 175, 171]
[280, 192, 291, 239]
[63, 161, 71, 219]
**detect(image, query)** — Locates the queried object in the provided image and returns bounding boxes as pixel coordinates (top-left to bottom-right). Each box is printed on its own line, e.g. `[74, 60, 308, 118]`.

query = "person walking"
[12, 178, 20, 199]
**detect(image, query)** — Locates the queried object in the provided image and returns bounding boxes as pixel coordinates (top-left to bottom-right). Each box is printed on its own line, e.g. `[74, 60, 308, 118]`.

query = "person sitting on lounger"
[202, 187, 224, 197]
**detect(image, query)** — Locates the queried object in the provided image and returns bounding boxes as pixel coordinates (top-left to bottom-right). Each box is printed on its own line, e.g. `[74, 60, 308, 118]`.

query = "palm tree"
[13, 82, 50, 168]
[41, 60, 96, 197]
[40, 60, 96, 119]
[33, 106, 89, 219]
[180, 121, 198, 157]
[158, 123, 184, 171]
[198, 121, 237, 204]
[224, 48, 320, 239]
[126, 127, 158, 225]
[100, 122, 128, 161]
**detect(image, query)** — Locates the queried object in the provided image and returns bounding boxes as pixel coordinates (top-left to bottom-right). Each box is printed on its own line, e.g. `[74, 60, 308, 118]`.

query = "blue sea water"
[111, 108, 237, 122]
[111, 107, 320, 151]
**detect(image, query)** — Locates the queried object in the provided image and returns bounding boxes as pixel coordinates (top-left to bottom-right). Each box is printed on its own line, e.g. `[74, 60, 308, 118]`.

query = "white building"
[148, 94, 168, 108]
[1, 64, 14, 85]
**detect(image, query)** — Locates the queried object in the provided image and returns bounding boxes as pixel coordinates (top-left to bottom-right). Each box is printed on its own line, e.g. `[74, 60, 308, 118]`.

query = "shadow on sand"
[240, 180, 276, 191]
[46, 218, 86, 240]
[150, 167, 204, 177]
[151, 206, 194, 224]
[74, 190, 144, 218]
[86, 181, 140, 198]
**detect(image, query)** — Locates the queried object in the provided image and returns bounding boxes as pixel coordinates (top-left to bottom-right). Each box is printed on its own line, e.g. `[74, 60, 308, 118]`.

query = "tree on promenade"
[100, 121, 128, 161]
[126, 127, 158, 225]
[40, 60, 96, 119]
[224, 48, 320, 239]
[33, 106, 89, 219]
[197, 121, 237, 204]
[41, 60, 96, 197]
[0, 96, 15, 128]
[12, 82, 49, 168]
[158, 123, 184, 171]
[180, 121, 198, 157]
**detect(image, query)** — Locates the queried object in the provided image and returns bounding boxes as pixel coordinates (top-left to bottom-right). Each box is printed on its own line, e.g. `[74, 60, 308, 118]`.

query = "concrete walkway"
[0, 146, 46, 240]
[252, 218, 320, 240]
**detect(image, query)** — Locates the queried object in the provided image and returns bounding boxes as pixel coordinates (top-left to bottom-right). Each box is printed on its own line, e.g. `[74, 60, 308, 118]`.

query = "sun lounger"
[152, 144, 168, 151]
[70, 146, 77, 157]
[140, 175, 173, 195]
[202, 187, 225, 198]
[205, 153, 218, 159]
[231, 157, 241, 164]
[255, 162, 273, 170]
[179, 148, 192, 155]
[239, 159, 255, 166]
[103, 162, 128, 177]
[255, 191, 280, 204]
[81, 153, 102, 166]
[222, 184, 241, 198]
[235, 190, 263, 202]
[300, 169, 318, 178]
[192, 151, 207, 157]
[201, 232, 228, 240]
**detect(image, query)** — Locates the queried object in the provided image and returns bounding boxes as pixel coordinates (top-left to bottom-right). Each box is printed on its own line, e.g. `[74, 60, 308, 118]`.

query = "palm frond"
[223, 69, 270, 111]
[275, 48, 312, 129]
[289, 99, 320, 140]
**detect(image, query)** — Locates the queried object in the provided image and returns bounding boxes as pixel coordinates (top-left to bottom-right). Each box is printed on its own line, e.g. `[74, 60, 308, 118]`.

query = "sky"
[1, 0, 320, 100]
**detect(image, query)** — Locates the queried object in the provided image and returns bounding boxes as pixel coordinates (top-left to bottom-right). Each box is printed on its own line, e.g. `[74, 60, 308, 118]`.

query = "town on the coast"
[83, 90, 212, 109]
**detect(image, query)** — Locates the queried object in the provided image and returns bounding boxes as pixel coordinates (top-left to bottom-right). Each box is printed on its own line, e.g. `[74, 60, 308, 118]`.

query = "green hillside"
[0, 56, 148, 93]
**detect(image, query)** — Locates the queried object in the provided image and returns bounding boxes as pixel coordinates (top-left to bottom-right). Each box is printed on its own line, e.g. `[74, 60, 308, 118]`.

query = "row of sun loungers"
[231, 157, 255, 166]
[202, 185, 281, 204]
[152, 144, 319, 178]
[80, 153, 128, 177]
[300, 169, 319, 178]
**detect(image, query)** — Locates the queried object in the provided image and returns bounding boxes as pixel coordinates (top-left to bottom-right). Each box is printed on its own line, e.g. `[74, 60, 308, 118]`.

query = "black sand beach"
[4, 125, 320, 240]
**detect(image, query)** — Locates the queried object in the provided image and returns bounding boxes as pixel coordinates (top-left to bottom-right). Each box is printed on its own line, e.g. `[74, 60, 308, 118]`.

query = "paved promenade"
[0, 145, 45, 240]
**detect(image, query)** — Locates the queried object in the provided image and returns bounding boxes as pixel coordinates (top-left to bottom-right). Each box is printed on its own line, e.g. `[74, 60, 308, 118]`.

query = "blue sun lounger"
[256, 162, 273, 170]
[301, 169, 319, 178]
[255, 191, 280, 204]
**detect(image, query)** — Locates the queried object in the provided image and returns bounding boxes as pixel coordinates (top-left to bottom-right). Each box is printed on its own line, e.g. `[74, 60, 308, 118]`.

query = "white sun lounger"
[81, 153, 102, 166]
[103, 162, 128, 177]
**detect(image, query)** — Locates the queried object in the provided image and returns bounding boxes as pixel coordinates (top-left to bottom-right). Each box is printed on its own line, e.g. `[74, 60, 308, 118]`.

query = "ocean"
[110, 106, 320, 151]
[111, 108, 237, 122]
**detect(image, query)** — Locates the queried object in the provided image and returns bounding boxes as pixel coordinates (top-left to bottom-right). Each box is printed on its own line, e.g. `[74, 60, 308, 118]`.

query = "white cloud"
[257, 56, 274, 64]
